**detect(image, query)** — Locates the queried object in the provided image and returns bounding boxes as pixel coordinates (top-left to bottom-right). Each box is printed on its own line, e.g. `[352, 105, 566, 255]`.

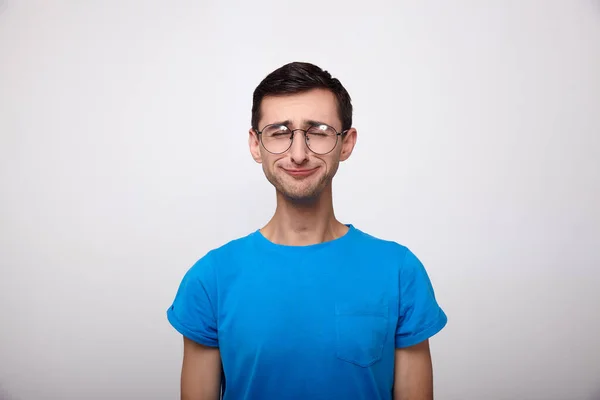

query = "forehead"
[259, 88, 340, 129]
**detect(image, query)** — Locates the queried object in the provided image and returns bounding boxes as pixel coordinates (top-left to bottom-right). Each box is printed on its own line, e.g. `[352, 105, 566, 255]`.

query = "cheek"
[326, 160, 339, 174]
[320, 155, 336, 170]
[265, 155, 284, 170]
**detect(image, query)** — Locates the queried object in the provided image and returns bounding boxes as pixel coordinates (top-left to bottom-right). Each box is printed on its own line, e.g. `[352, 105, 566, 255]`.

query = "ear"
[339, 128, 357, 162]
[249, 128, 262, 163]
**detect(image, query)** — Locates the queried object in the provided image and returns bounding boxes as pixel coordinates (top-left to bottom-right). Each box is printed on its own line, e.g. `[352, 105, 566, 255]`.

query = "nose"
[289, 130, 309, 165]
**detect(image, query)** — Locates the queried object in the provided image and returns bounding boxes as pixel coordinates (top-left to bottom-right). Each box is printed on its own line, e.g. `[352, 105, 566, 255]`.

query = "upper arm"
[393, 248, 447, 399]
[393, 339, 433, 400]
[395, 248, 447, 348]
[167, 255, 220, 347]
[181, 337, 222, 400]
[166, 255, 222, 399]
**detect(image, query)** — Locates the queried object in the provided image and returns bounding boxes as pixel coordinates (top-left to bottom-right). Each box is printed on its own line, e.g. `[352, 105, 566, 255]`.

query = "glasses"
[256, 123, 348, 155]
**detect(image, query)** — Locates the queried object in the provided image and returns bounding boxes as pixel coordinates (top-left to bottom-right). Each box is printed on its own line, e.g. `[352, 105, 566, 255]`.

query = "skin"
[394, 339, 435, 400]
[180, 88, 435, 399]
[180, 338, 221, 400]
[248, 88, 357, 246]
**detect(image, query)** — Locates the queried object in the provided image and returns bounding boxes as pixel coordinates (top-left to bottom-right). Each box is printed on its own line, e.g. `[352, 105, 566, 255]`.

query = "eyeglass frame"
[254, 122, 349, 155]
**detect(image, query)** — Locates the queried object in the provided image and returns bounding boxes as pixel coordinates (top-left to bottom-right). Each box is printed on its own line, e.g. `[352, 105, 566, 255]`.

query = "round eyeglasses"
[256, 123, 348, 155]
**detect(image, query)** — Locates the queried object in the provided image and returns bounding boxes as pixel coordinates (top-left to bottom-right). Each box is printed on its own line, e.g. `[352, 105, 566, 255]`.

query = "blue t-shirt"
[167, 224, 447, 400]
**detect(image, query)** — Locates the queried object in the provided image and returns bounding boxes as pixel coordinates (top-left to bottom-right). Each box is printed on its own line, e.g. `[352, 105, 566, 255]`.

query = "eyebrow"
[304, 119, 330, 127]
[267, 120, 292, 127]
[268, 119, 331, 128]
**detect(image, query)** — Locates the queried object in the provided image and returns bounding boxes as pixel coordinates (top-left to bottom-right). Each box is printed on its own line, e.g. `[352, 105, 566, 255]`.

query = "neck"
[260, 183, 348, 246]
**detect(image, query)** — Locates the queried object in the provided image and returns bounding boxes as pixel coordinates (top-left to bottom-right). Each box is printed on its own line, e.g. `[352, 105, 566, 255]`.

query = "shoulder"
[351, 226, 411, 257]
[350, 226, 424, 271]
[184, 230, 259, 278]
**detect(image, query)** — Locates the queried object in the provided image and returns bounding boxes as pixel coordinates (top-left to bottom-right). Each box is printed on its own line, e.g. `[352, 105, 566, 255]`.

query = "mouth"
[282, 167, 320, 178]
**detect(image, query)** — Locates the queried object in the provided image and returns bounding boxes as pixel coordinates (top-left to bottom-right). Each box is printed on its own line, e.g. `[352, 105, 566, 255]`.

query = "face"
[249, 88, 357, 203]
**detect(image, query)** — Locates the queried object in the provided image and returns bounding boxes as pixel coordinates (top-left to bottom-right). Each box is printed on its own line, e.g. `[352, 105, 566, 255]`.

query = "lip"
[282, 167, 319, 177]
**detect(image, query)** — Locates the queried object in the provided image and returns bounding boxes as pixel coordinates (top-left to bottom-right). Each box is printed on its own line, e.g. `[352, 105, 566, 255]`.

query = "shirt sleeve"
[166, 253, 219, 347]
[395, 247, 447, 348]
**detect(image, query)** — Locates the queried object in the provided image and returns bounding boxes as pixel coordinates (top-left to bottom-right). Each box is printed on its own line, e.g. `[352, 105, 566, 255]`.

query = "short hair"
[251, 62, 353, 131]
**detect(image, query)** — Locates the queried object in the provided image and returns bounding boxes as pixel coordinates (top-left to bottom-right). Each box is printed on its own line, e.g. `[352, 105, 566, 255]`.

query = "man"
[166, 62, 447, 400]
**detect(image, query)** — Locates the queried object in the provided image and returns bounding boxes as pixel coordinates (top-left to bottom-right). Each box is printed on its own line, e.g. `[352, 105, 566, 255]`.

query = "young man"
[166, 62, 447, 400]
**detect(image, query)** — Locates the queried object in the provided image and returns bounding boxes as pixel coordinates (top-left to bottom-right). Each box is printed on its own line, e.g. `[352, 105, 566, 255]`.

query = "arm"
[166, 255, 222, 399]
[393, 247, 447, 399]
[181, 336, 222, 400]
[393, 339, 434, 400]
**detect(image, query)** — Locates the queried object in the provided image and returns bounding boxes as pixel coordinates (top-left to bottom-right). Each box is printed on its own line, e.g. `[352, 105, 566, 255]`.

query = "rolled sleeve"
[166, 254, 219, 347]
[395, 248, 447, 348]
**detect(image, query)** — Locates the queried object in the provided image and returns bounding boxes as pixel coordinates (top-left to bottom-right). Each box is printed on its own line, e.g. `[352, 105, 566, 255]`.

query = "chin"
[280, 183, 325, 203]
[282, 191, 321, 204]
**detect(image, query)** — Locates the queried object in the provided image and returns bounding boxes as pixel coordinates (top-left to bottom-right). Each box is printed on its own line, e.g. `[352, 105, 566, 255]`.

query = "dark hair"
[251, 62, 353, 131]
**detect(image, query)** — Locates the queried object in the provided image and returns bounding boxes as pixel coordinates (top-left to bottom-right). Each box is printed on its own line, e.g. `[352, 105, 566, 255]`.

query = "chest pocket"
[334, 302, 389, 367]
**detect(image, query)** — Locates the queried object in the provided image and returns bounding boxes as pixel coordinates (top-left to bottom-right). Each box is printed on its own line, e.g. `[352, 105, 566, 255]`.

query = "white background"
[1, 1, 599, 399]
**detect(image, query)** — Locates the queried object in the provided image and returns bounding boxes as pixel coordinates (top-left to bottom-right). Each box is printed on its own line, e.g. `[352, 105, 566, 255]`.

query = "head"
[249, 62, 357, 204]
